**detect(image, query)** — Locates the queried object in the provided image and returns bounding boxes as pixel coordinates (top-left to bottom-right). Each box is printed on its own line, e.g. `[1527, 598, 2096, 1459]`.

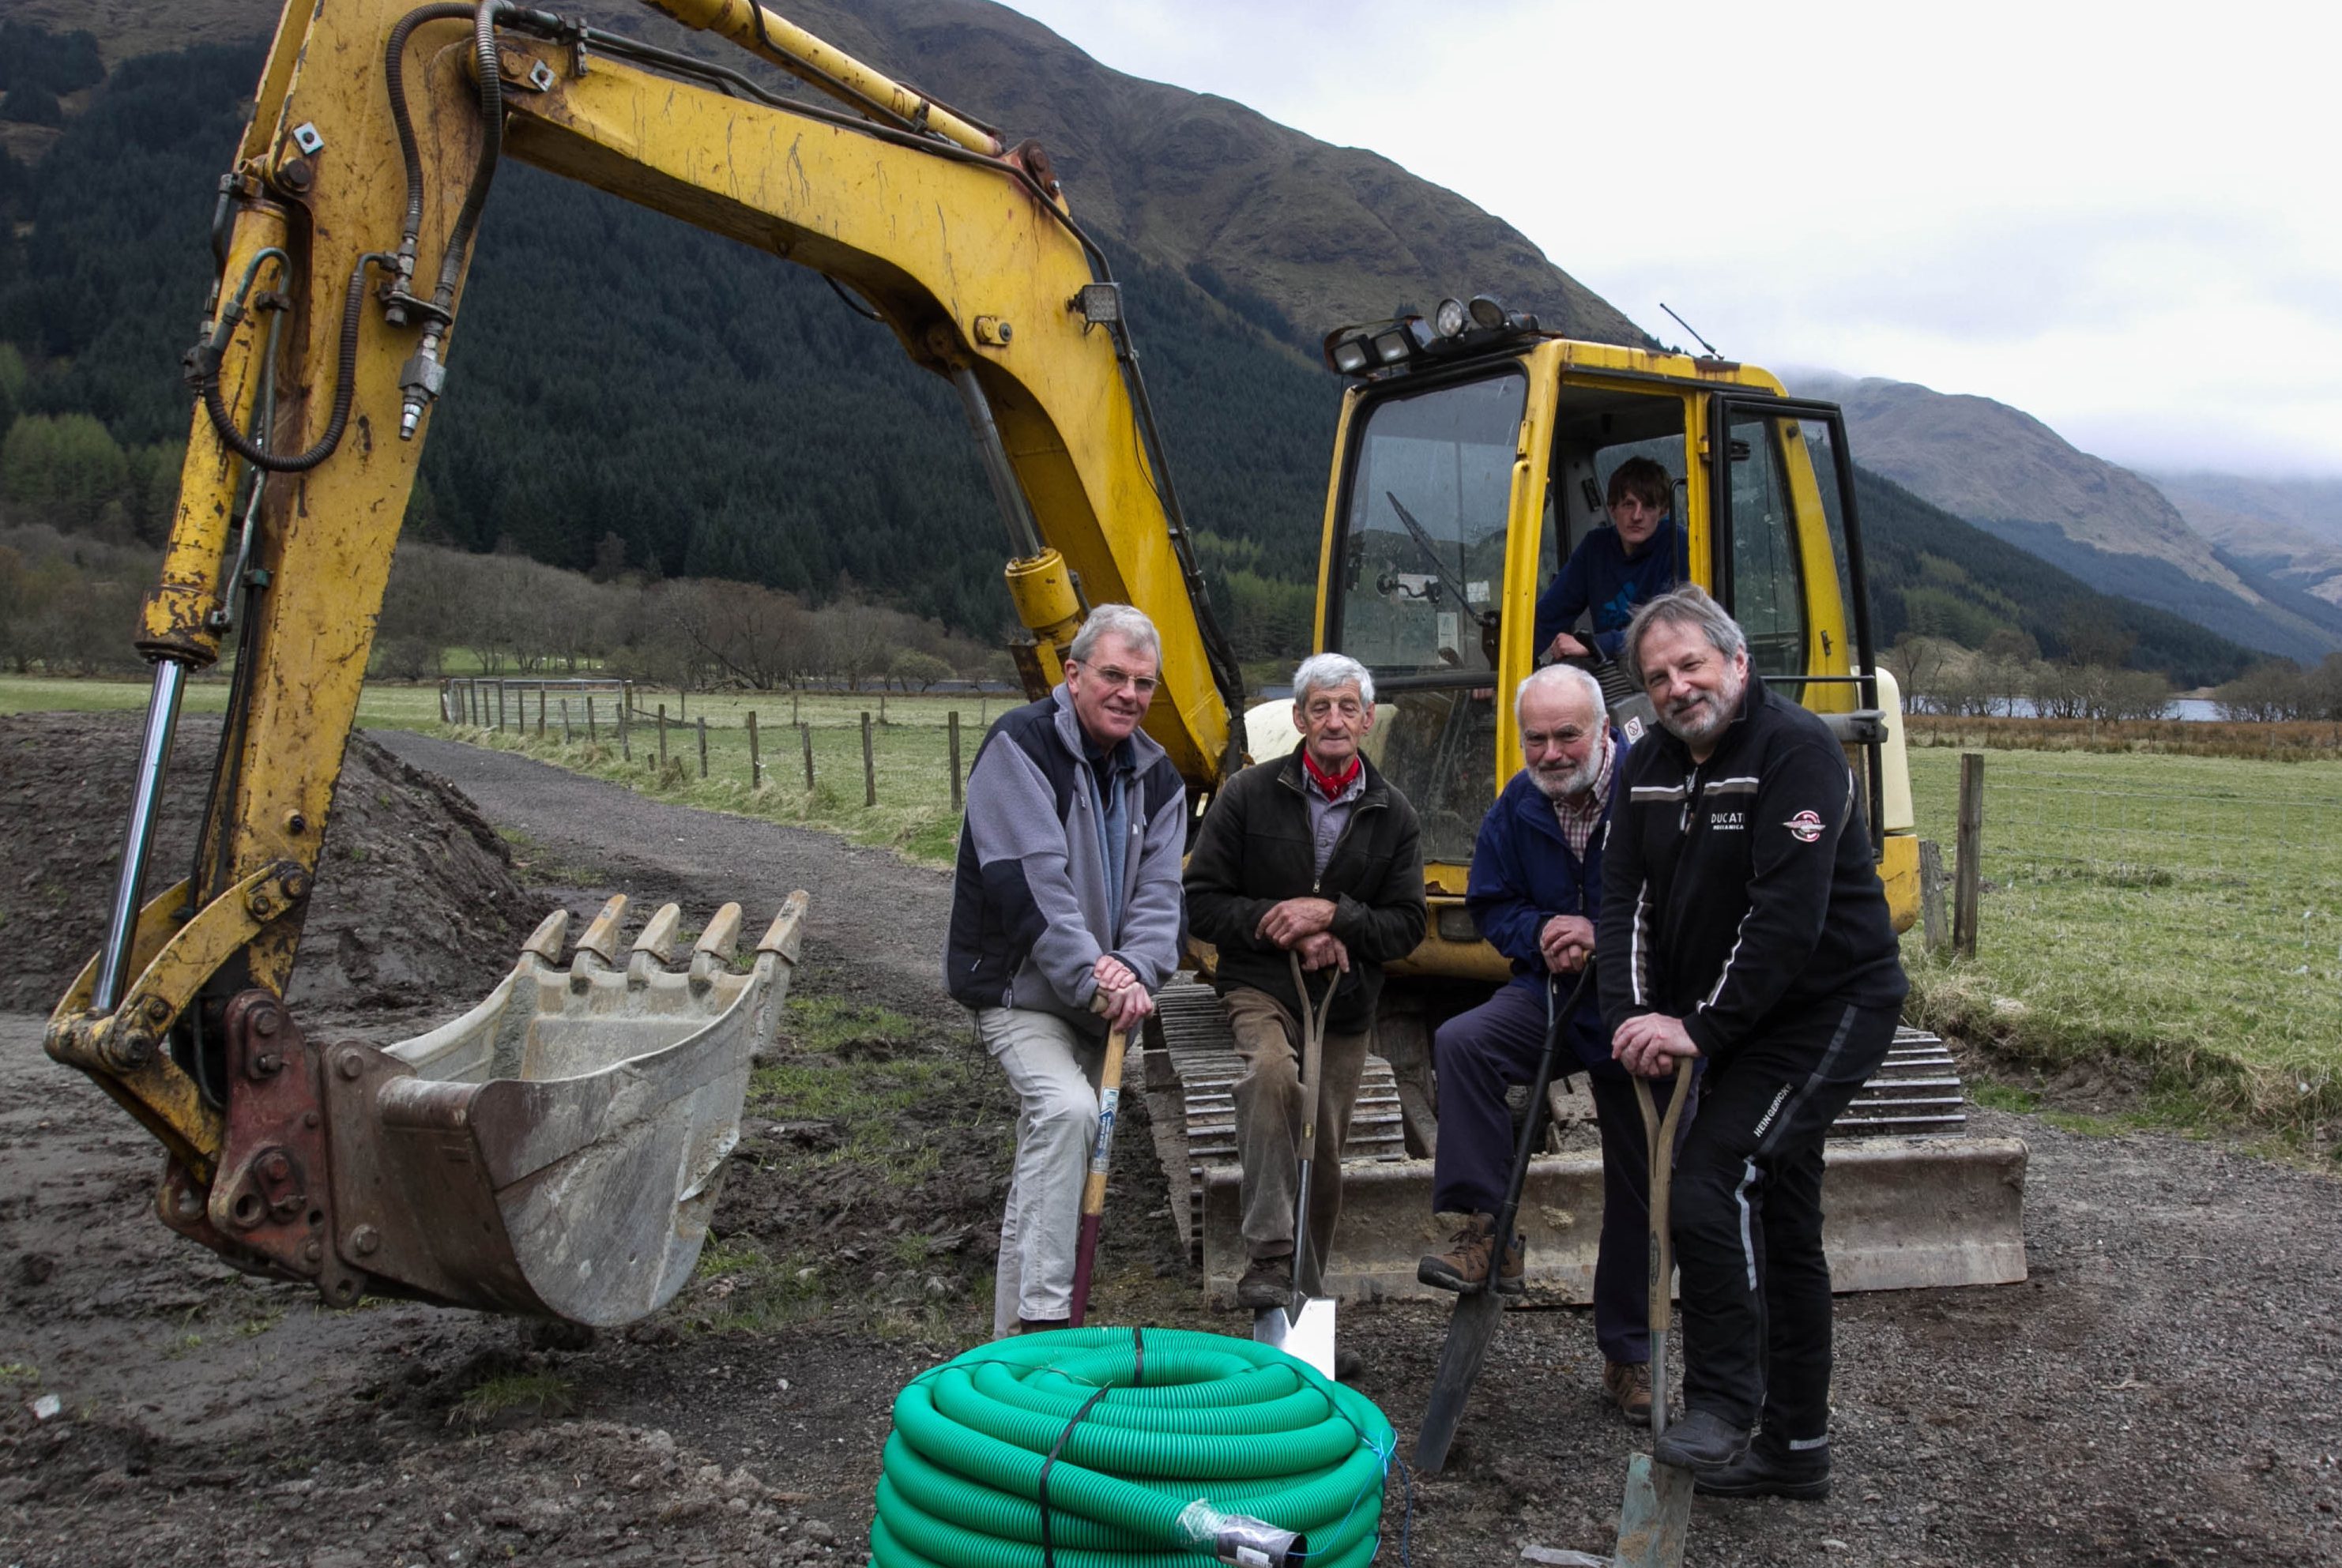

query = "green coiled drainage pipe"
[869, 1327, 1395, 1568]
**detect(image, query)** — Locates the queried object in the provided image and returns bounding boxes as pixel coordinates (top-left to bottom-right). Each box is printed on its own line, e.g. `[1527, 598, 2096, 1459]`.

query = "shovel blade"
[1413, 1286, 1504, 1472]
[1613, 1453, 1693, 1568]
[1253, 1296, 1337, 1378]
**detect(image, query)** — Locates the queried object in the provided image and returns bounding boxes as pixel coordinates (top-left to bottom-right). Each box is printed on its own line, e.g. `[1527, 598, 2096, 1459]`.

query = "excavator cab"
[1309, 320, 1917, 918]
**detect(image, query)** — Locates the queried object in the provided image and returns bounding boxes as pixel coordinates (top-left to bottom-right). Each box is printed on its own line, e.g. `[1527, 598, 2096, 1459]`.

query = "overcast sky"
[1000, 0, 2342, 479]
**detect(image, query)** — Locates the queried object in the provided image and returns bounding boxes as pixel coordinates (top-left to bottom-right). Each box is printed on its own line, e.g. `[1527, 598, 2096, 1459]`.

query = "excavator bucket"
[1141, 985, 2028, 1308]
[150, 892, 808, 1326]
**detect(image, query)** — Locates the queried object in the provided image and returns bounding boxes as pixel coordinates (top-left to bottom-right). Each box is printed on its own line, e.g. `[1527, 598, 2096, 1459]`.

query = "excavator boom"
[49, 0, 1238, 1322]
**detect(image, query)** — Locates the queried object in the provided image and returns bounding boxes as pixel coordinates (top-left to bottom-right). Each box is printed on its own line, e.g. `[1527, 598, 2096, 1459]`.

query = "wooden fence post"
[657, 704, 668, 771]
[560, 698, 572, 744]
[678, 686, 687, 721]
[586, 694, 597, 743]
[1918, 839, 1948, 954]
[947, 710, 962, 812]
[698, 716, 709, 779]
[800, 722, 815, 790]
[747, 711, 762, 788]
[495, 682, 506, 731]
[860, 711, 876, 807]
[619, 698, 631, 760]
[792, 691, 800, 726]
[537, 684, 546, 737]
[1953, 753, 1984, 959]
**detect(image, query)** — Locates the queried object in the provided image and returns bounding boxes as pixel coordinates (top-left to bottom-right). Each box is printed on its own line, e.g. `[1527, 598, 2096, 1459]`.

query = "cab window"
[1327, 372, 1524, 859]
[1722, 416, 1809, 679]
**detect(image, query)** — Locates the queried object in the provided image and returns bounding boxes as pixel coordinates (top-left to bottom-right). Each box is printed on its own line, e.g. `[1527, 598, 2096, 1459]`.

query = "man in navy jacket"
[1416, 664, 1683, 1423]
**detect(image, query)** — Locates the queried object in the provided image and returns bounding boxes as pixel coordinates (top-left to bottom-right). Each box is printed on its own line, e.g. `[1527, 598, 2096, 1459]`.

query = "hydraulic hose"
[188, 248, 394, 473]
[384, 1, 476, 295]
[870, 1328, 1393, 1568]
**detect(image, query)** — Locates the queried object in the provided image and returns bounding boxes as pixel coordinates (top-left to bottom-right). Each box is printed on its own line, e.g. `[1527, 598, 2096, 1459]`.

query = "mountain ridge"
[1790, 370, 2342, 664]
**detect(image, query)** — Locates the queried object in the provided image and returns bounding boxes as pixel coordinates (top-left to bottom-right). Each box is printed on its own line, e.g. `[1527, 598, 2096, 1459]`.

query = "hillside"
[0, 2, 1651, 650]
[1795, 373, 2342, 664]
[0, 0, 1648, 350]
[1852, 467, 2253, 688]
[0, 6, 2272, 690]
[2150, 472, 2342, 611]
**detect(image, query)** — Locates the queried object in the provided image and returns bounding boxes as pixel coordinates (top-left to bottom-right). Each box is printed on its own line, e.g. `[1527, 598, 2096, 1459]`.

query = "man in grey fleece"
[944, 604, 1188, 1336]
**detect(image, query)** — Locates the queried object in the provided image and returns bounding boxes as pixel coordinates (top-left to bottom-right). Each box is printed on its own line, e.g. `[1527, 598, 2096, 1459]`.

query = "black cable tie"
[1129, 1326, 1143, 1386]
[1036, 1385, 1110, 1568]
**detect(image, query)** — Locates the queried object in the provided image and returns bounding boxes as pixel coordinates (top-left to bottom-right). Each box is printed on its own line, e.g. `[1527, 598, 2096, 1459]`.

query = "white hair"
[1291, 652, 1375, 709]
[1068, 604, 1161, 666]
[1516, 664, 1604, 726]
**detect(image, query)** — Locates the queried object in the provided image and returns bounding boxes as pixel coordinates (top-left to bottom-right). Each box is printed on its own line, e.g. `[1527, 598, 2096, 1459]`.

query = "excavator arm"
[46, 0, 1239, 1323]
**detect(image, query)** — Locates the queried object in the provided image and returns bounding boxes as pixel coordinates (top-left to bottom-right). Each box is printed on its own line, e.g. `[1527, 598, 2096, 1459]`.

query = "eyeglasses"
[1078, 664, 1159, 696]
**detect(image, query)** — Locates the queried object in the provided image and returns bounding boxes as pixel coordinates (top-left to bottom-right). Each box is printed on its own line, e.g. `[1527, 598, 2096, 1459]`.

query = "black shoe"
[1652, 1409, 1751, 1469]
[1333, 1348, 1364, 1382]
[1693, 1440, 1832, 1500]
[1235, 1254, 1293, 1310]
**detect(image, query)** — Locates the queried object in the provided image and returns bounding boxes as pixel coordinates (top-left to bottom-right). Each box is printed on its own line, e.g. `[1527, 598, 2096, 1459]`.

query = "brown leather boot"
[1415, 1213, 1524, 1295]
[1603, 1359, 1654, 1423]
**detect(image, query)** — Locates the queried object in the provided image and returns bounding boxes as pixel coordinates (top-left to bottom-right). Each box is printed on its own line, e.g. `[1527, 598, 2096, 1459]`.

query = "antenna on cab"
[1659, 302, 1719, 359]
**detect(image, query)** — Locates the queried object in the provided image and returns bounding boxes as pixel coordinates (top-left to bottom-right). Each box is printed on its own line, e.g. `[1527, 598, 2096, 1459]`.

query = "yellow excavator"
[49, 0, 2023, 1327]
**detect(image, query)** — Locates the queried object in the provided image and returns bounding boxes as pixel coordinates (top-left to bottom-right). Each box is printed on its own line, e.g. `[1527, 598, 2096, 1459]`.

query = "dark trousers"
[1431, 979, 1687, 1363]
[1671, 999, 1897, 1442]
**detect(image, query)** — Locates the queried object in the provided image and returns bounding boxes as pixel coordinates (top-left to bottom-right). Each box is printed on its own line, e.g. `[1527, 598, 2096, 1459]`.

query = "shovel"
[1536, 1055, 1698, 1568]
[1415, 961, 1595, 1472]
[1254, 953, 1338, 1377]
[1065, 1017, 1131, 1327]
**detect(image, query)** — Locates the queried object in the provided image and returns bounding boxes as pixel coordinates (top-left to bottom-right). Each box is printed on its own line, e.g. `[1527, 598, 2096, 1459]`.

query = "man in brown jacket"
[1183, 652, 1426, 1314]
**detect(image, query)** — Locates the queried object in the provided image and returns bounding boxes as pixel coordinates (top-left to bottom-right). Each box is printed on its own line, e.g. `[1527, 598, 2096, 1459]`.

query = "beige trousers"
[1222, 984, 1369, 1268]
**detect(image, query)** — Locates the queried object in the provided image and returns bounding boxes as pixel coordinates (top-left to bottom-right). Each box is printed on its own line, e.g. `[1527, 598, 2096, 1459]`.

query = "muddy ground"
[0, 722, 2336, 1567]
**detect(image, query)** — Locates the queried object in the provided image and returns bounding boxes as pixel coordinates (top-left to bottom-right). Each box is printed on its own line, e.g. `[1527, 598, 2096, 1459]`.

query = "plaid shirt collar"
[1549, 733, 1617, 858]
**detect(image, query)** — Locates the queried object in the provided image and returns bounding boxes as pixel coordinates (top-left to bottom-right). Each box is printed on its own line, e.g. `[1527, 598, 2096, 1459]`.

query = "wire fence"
[438, 678, 996, 812]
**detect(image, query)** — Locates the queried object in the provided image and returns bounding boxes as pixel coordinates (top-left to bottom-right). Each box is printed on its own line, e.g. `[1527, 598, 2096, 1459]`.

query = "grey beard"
[1660, 675, 1744, 747]
[1531, 753, 1601, 801]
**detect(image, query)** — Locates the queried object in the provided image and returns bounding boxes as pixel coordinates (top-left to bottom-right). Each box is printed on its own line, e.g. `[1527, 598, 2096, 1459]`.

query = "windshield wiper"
[1384, 491, 1494, 629]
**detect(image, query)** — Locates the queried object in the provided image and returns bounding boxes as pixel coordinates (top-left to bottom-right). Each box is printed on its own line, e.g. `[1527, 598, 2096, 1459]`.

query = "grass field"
[1903, 746, 2342, 1149]
[0, 672, 450, 729]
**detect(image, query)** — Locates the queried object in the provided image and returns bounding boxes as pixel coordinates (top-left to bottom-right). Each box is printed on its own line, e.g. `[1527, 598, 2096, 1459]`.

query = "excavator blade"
[1143, 984, 2027, 1309]
[159, 892, 808, 1326]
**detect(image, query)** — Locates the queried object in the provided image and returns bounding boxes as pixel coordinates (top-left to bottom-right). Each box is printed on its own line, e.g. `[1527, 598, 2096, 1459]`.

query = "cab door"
[1707, 397, 1886, 848]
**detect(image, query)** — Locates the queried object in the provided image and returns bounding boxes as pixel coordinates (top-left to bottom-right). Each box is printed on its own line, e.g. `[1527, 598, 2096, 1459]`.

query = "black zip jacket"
[1597, 673, 1906, 1063]
[1183, 746, 1426, 1032]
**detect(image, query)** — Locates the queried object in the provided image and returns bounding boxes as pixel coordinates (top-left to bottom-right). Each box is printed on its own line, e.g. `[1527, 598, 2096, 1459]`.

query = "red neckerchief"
[1301, 748, 1362, 799]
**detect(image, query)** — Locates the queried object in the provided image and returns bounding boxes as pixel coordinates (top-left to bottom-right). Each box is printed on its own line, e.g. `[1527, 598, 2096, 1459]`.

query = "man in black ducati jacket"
[1596, 585, 1907, 1501]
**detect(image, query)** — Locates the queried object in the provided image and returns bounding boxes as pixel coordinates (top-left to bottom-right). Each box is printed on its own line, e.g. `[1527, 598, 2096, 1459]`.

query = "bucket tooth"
[570, 893, 627, 984]
[519, 908, 570, 964]
[756, 891, 809, 960]
[688, 903, 744, 991]
[626, 903, 683, 987]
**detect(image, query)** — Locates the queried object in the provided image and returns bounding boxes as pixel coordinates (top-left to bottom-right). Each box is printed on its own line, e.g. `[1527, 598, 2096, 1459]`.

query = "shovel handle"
[1634, 1055, 1695, 1440]
[1067, 1025, 1129, 1328]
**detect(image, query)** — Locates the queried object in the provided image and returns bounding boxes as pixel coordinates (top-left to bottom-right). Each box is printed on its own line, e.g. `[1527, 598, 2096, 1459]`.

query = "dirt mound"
[0, 712, 529, 1016]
